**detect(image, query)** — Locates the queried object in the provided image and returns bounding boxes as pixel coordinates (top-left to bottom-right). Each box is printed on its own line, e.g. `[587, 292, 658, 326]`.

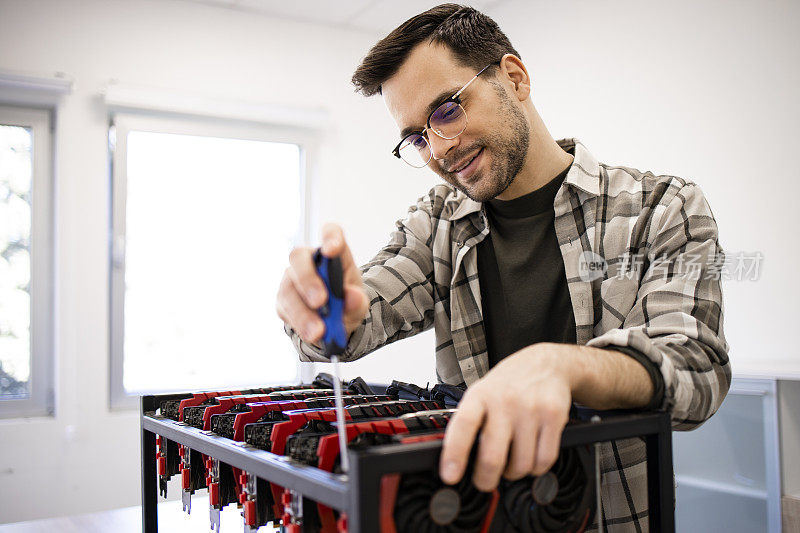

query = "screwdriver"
[312, 249, 350, 473]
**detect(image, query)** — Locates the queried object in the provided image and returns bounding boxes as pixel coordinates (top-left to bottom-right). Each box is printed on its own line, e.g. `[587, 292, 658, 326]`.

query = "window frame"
[0, 104, 56, 418]
[109, 112, 318, 410]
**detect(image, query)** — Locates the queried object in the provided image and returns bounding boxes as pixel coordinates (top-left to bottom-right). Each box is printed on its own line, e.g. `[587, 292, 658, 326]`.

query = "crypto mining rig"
[140, 375, 675, 532]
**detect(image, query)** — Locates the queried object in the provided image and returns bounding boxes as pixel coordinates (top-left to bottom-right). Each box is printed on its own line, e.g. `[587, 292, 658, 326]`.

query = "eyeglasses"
[392, 63, 494, 168]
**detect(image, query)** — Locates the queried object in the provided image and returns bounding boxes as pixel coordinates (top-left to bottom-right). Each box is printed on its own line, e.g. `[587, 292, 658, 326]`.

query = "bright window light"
[122, 131, 301, 393]
[0, 124, 32, 399]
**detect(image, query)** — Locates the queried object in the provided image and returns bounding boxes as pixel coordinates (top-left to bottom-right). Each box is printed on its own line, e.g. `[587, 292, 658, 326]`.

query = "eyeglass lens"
[397, 101, 468, 167]
[429, 101, 466, 138]
[398, 134, 430, 168]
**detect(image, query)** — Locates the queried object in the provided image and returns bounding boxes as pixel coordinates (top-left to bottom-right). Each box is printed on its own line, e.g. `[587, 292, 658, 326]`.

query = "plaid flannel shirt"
[288, 138, 731, 531]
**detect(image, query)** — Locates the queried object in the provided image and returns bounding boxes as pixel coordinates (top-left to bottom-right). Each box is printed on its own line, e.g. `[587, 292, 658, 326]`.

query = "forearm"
[530, 343, 654, 410]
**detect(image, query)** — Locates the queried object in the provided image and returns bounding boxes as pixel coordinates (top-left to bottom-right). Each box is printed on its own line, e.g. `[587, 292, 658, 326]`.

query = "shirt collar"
[558, 138, 601, 197]
[447, 137, 601, 222]
[448, 194, 482, 221]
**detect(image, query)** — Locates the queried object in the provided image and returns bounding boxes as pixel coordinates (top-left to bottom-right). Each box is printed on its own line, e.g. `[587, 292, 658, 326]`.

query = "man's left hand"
[439, 343, 576, 491]
[438, 342, 654, 491]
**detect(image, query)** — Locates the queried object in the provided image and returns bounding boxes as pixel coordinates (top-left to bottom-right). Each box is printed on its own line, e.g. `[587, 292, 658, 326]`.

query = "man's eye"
[433, 101, 463, 124]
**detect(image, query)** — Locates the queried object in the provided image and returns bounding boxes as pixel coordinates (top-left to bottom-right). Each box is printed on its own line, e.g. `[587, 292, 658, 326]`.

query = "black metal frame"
[141, 394, 674, 532]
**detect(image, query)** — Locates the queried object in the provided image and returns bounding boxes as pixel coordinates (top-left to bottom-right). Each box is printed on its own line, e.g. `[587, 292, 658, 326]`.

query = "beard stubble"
[439, 82, 530, 203]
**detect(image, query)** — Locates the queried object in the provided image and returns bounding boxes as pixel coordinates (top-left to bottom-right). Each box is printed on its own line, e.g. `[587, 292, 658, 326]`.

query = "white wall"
[0, 0, 797, 524]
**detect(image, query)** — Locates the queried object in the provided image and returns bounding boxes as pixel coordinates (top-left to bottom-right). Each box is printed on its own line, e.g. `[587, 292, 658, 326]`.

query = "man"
[276, 4, 730, 530]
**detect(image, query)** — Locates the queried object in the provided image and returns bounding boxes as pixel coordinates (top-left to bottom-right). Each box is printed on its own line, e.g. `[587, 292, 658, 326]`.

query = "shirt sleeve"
[587, 182, 731, 430]
[286, 192, 438, 363]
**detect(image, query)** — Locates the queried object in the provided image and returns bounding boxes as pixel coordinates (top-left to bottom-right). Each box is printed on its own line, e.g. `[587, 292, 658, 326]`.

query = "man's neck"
[497, 139, 573, 201]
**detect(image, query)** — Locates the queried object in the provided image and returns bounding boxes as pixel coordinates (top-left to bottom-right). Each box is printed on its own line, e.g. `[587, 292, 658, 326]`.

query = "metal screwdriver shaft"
[312, 249, 350, 474]
[330, 354, 349, 473]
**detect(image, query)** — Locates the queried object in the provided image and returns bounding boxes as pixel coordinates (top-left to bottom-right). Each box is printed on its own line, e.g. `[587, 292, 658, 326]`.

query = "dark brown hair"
[351, 3, 520, 96]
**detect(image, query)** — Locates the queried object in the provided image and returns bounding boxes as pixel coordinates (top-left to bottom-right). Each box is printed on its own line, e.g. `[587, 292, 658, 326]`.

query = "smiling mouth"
[451, 147, 484, 182]
[449, 148, 482, 174]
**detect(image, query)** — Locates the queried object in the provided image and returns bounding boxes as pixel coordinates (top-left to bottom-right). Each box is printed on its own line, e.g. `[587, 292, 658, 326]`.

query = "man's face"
[382, 43, 529, 202]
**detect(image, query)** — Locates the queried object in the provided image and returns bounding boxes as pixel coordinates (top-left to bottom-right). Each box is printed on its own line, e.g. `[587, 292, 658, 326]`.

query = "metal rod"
[646, 413, 675, 532]
[141, 396, 158, 533]
[591, 414, 605, 533]
[330, 355, 350, 473]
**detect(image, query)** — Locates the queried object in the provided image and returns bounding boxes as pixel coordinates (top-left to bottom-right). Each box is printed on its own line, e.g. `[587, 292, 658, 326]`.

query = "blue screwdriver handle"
[312, 249, 348, 358]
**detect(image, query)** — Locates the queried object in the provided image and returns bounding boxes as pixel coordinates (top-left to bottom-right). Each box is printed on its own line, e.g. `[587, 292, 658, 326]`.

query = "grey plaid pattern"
[287, 138, 731, 531]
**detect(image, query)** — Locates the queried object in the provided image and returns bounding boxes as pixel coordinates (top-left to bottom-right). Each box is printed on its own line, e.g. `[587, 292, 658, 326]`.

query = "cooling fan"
[499, 445, 595, 533]
[382, 460, 498, 533]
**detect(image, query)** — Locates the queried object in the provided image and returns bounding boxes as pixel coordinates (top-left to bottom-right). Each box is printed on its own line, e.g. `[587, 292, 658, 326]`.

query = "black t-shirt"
[477, 165, 575, 368]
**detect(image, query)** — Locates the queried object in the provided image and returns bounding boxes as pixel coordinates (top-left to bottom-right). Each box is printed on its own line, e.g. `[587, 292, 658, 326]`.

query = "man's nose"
[427, 131, 459, 162]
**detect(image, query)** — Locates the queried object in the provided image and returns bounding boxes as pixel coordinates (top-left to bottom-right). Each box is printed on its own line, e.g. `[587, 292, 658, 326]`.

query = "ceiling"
[180, 0, 509, 34]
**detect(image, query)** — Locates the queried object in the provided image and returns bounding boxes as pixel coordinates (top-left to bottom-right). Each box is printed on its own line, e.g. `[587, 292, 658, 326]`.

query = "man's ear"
[499, 54, 531, 101]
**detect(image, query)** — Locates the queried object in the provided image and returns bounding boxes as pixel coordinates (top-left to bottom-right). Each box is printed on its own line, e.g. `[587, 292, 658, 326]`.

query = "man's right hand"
[276, 223, 369, 348]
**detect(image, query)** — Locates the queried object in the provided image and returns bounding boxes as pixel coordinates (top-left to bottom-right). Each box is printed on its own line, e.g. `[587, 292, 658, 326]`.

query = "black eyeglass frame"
[391, 63, 497, 164]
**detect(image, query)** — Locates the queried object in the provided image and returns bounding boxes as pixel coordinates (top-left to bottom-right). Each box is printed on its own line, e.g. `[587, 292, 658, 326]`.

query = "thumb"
[343, 284, 369, 334]
[320, 222, 360, 286]
[320, 222, 345, 256]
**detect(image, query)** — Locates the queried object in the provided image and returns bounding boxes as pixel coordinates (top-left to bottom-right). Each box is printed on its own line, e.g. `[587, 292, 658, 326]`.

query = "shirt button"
[456, 240, 464, 248]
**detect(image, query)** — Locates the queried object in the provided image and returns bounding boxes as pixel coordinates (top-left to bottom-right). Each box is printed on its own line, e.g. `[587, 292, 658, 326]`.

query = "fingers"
[320, 223, 345, 256]
[532, 418, 565, 476]
[287, 247, 326, 309]
[321, 223, 361, 287]
[278, 224, 368, 346]
[320, 223, 368, 334]
[439, 393, 485, 486]
[343, 285, 368, 314]
[472, 412, 513, 491]
[504, 417, 538, 481]
[476, 412, 564, 487]
[342, 284, 369, 335]
[439, 393, 568, 492]
[276, 271, 324, 344]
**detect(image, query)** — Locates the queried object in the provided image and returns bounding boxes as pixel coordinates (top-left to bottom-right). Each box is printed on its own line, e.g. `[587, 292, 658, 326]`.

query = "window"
[110, 114, 313, 408]
[0, 105, 55, 418]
